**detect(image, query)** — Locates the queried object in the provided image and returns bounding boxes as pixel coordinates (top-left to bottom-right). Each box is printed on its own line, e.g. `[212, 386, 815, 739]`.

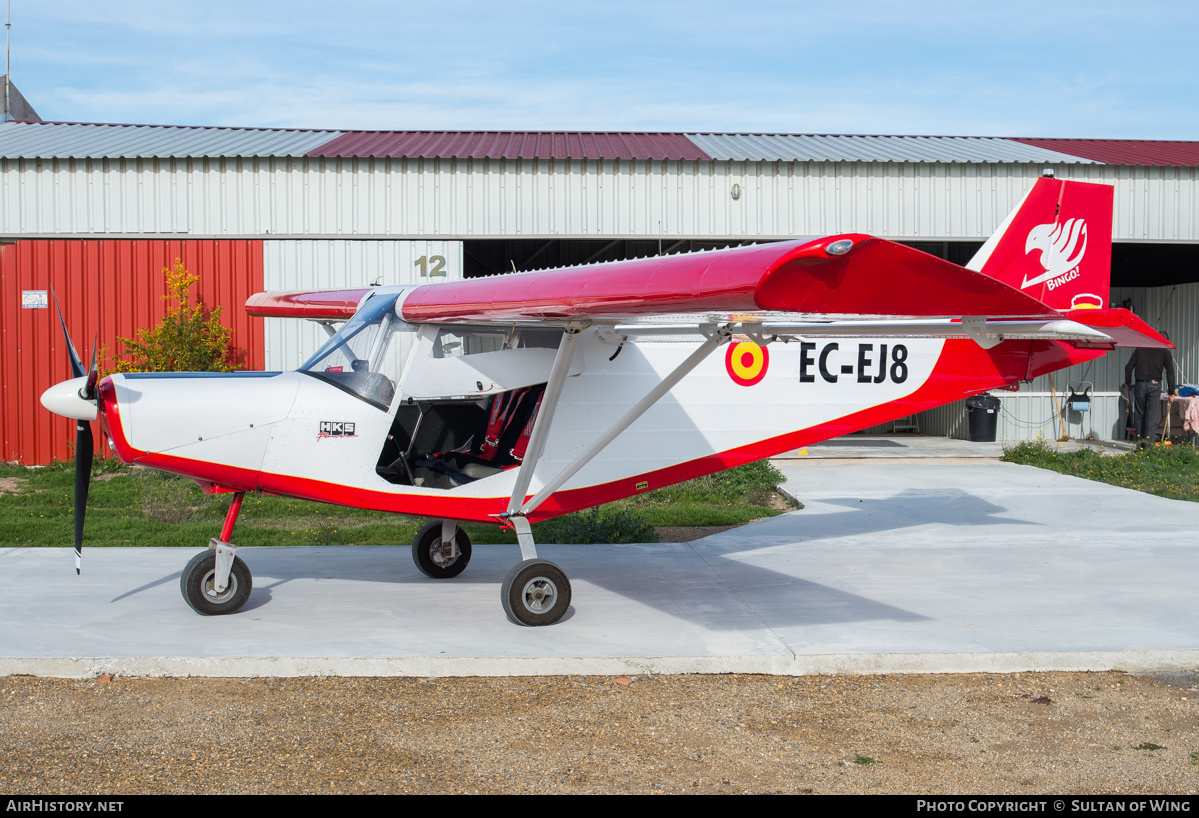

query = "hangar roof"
[0, 121, 1194, 166]
[1008, 138, 1199, 167]
[0, 121, 342, 158]
[310, 130, 710, 160]
[686, 133, 1094, 164]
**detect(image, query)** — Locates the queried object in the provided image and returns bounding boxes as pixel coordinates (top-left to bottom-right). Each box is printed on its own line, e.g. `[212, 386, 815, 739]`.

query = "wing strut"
[504, 323, 735, 554]
[505, 326, 586, 558]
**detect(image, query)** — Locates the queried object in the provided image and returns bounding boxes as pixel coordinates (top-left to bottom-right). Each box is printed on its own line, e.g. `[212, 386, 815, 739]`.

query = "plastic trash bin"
[965, 394, 1000, 442]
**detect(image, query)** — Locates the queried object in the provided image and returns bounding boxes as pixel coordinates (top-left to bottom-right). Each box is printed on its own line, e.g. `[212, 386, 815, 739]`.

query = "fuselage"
[95, 310, 1103, 524]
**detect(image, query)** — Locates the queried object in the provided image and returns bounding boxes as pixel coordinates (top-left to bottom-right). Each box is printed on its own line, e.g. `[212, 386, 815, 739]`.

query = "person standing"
[1125, 333, 1176, 449]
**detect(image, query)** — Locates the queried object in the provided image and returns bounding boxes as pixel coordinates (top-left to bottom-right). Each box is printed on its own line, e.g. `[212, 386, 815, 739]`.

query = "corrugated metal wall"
[915, 284, 1199, 441]
[262, 239, 463, 370]
[0, 239, 264, 464]
[1, 157, 1195, 242]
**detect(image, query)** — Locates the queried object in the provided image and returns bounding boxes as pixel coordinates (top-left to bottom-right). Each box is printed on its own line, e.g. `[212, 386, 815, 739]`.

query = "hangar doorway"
[464, 238, 990, 277]
[463, 239, 760, 277]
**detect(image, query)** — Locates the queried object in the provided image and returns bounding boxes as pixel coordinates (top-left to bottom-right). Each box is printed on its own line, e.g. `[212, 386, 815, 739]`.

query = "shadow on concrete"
[101, 487, 1030, 631]
[111, 571, 181, 603]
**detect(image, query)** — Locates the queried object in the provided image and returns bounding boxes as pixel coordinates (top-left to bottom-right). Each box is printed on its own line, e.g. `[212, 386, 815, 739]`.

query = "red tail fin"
[967, 177, 1114, 312]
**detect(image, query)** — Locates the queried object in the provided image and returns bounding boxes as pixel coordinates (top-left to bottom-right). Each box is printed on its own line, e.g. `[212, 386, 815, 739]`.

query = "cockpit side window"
[431, 327, 505, 358]
[430, 325, 562, 359]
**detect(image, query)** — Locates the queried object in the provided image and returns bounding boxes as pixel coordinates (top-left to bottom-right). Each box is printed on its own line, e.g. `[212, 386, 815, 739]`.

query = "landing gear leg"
[500, 516, 571, 626]
[180, 492, 253, 616]
[496, 324, 732, 627]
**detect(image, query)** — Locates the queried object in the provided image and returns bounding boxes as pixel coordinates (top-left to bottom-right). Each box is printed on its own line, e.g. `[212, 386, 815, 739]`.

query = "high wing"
[396, 235, 1056, 321]
[247, 234, 1169, 349]
[245, 288, 374, 320]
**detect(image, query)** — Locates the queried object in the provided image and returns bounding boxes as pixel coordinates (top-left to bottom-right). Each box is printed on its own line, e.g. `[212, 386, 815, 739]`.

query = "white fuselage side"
[108, 327, 943, 517]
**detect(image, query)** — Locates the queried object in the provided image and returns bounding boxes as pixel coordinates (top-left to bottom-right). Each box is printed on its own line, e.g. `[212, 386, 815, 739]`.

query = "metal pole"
[505, 327, 583, 516]
[5, 0, 11, 121]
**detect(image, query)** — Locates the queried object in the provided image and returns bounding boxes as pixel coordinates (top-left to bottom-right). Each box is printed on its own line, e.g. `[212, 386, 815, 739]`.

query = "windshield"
[299, 292, 417, 410]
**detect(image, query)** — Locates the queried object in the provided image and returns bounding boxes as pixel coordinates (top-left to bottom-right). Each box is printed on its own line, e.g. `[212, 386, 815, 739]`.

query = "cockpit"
[296, 289, 565, 490]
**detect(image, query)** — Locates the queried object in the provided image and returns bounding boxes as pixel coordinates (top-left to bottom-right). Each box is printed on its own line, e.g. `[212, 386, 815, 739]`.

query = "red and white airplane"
[41, 175, 1169, 626]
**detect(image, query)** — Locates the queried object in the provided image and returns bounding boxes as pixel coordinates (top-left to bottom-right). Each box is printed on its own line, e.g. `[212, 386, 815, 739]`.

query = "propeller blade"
[50, 286, 86, 379]
[49, 287, 96, 574]
[74, 420, 94, 574]
[84, 334, 99, 400]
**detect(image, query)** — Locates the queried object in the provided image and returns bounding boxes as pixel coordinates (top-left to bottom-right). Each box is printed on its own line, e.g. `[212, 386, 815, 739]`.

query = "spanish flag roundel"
[725, 340, 769, 386]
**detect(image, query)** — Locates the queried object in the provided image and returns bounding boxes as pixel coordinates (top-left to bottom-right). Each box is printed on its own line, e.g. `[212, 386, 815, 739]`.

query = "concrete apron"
[2, 449, 1196, 678]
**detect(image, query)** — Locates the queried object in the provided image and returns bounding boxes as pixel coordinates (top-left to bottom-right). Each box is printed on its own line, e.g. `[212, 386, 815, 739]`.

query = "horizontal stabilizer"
[1065, 308, 1173, 349]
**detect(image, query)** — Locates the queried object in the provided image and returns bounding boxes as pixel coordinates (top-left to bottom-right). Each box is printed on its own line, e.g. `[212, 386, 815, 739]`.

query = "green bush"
[634, 459, 793, 508]
[110, 260, 238, 373]
[534, 507, 660, 544]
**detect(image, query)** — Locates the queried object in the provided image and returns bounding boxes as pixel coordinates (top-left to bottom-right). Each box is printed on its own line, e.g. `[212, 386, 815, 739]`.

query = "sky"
[3, 0, 1197, 138]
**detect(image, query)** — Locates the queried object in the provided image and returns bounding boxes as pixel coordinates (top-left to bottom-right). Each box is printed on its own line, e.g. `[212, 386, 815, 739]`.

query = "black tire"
[500, 559, 571, 626]
[180, 550, 252, 616]
[412, 521, 472, 579]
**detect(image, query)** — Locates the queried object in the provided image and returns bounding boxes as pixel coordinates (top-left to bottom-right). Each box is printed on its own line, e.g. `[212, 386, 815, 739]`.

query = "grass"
[1001, 440, 1199, 502]
[621, 459, 792, 526]
[0, 458, 795, 547]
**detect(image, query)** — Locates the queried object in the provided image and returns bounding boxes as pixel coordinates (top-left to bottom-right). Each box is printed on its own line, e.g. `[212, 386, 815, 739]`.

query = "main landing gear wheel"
[180, 551, 252, 616]
[501, 559, 571, 626]
[412, 521, 472, 579]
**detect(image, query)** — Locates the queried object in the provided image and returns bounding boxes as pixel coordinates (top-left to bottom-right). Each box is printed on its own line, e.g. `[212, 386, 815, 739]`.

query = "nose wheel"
[181, 492, 252, 615]
[180, 550, 252, 615]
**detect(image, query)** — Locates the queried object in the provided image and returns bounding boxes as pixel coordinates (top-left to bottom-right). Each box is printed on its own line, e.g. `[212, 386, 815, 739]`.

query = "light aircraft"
[41, 174, 1169, 626]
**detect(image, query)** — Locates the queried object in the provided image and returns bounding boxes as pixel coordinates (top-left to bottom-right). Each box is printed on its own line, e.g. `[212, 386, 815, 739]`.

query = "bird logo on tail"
[1022, 218, 1087, 290]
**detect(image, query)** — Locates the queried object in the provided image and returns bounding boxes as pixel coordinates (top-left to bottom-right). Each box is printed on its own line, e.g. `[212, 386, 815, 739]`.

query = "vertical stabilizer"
[966, 177, 1113, 312]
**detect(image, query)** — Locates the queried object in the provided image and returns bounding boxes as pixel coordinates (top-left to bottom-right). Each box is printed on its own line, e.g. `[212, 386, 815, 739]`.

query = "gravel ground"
[2, 671, 1198, 794]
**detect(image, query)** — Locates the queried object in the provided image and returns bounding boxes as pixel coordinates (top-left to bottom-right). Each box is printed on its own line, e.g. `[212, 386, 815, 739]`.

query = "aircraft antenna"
[5, 0, 10, 122]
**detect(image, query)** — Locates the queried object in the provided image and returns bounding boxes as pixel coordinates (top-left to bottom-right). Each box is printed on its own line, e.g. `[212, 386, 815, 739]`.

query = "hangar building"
[1, 119, 1196, 463]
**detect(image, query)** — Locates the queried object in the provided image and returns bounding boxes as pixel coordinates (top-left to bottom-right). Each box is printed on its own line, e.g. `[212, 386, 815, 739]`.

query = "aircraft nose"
[40, 376, 99, 421]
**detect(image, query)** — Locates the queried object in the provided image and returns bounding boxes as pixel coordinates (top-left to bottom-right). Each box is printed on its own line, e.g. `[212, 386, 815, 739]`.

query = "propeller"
[49, 288, 99, 574]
